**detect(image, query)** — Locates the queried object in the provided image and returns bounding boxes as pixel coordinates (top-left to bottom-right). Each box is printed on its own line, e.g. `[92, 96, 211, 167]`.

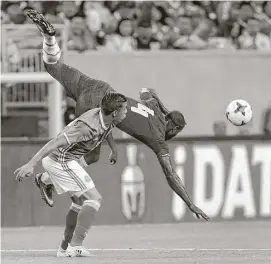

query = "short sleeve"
[153, 137, 170, 158]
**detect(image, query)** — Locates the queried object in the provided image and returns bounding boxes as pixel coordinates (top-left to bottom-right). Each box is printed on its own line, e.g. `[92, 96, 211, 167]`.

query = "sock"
[42, 33, 61, 64]
[40, 172, 52, 185]
[70, 200, 101, 247]
[60, 205, 80, 250]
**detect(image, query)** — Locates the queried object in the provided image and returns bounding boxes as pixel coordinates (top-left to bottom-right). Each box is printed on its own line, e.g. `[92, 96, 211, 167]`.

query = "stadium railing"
[1, 23, 67, 117]
[1, 24, 68, 137]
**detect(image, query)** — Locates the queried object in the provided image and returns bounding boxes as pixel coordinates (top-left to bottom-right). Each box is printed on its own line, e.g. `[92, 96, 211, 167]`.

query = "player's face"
[165, 122, 185, 141]
[113, 102, 128, 124]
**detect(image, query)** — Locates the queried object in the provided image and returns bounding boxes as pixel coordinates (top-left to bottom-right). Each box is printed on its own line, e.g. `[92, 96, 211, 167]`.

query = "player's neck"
[102, 114, 114, 128]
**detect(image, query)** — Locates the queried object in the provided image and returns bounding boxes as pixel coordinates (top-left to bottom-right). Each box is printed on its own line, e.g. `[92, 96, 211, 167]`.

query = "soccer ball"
[226, 99, 252, 126]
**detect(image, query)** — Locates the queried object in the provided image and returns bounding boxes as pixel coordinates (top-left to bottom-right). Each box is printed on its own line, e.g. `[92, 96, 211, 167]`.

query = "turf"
[1, 221, 271, 263]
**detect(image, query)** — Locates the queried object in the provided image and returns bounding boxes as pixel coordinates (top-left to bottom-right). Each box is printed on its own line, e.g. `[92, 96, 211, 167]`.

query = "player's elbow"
[159, 156, 173, 176]
[161, 164, 174, 180]
[139, 88, 152, 101]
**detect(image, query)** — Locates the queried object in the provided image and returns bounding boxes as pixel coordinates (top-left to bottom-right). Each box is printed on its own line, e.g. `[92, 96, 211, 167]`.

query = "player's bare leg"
[57, 204, 79, 257]
[62, 189, 101, 257]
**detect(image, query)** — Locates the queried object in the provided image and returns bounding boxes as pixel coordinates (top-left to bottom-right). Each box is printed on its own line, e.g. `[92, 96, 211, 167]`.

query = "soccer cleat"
[35, 173, 54, 207]
[56, 246, 70, 257]
[26, 9, 56, 36]
[66, 245, 95, 257]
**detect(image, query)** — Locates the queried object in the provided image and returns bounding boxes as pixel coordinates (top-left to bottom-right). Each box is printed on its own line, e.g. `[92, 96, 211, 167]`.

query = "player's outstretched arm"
[14, 135, 69, 181]
[158, 155, 210, 221]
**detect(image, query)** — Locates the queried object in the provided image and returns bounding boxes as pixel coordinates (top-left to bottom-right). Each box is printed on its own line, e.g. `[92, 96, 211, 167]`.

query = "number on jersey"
[131, 103, 154, 118]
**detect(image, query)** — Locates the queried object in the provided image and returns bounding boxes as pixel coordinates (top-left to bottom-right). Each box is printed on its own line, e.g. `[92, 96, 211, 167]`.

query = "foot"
[56, 246, 70, 258]
[35, 173, 54, 207]
[66, 245, 95, 257]
[25, 9, 55, 36]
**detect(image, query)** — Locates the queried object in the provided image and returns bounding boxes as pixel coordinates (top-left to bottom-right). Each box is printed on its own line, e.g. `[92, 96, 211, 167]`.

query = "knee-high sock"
[42, 34, 61, 64]
[60, 204, 80, 250]
[70, 200, 101, 247]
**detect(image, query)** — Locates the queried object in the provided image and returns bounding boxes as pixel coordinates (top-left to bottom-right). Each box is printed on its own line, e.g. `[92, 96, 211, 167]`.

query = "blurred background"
[1, 1, 271, 227]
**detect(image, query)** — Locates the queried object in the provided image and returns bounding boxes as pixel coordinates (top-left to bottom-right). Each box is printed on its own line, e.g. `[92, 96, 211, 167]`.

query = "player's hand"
[109, 150, 118, 165]
[14, 163, 34, 182]
[189, 204, 210, 222]
[148, 88, 158, 97]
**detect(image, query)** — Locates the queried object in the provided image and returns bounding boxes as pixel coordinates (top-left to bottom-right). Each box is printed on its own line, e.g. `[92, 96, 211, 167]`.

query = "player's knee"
[92, 154, 100, 164]
[70, 202, 82, 213]
[83, 198, 102, 211]
[84, 153, 100, 165]
[80, 189, 102, 211]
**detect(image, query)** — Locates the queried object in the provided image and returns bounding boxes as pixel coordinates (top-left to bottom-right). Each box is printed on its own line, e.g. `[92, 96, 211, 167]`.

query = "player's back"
[117, 97, 168, 156]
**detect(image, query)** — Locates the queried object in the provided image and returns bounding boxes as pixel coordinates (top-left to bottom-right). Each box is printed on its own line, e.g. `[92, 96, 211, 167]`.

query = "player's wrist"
[188, 203, 195, 210]
[28, 160, 37, 168]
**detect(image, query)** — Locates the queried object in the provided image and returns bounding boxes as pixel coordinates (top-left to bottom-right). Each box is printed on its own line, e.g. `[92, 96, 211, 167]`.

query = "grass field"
[1, 221, 271, 263]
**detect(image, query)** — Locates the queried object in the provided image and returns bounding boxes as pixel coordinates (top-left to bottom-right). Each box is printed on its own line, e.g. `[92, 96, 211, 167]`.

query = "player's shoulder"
[126, 97, 139, 106]
[76, 108, 100, 128]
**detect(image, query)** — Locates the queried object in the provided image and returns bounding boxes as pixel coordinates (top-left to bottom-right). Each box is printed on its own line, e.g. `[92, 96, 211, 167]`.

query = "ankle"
[70, 237, 83, 247]
[60, 240, 69, 251]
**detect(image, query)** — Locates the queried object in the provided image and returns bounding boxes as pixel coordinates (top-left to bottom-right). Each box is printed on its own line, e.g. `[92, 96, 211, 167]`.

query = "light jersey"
[49, 108, 113, 163]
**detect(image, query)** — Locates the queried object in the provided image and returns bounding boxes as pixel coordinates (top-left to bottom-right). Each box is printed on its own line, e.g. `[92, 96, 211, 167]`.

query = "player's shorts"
[44, 61, 115, 115]
[42, 156, 95, 197]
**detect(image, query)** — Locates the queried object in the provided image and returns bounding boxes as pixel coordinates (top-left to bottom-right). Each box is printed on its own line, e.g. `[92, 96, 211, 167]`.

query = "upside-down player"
[24, 9, 210, 256]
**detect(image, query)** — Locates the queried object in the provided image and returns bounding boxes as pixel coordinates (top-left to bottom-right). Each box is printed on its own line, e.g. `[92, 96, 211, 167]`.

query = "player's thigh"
[71, 187, 102, 206]
[42, 157, 95, 196]
[44, 61, 84, 101]
[75, 84, 115, 117]
[44, 61, 103, 102]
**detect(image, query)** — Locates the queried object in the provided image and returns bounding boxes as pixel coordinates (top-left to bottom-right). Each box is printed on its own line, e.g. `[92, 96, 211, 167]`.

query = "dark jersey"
[117, 97, 169, 157]
[45, 61, 169, 157]
[76, 89, 169, 157]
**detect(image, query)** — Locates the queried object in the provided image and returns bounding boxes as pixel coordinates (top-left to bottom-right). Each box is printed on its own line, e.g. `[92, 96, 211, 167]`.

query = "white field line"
[1, 248, 271, 253]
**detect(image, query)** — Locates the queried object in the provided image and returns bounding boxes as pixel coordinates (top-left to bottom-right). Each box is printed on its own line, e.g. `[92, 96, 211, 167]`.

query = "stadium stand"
[1, 1, 271, 51]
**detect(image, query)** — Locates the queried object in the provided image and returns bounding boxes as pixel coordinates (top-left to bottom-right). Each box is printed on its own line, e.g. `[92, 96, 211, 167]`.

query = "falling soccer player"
[21, 9, 210, 257]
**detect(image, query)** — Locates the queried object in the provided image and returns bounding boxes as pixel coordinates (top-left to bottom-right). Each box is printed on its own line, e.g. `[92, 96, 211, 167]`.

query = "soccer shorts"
[42, 156, 95, 197]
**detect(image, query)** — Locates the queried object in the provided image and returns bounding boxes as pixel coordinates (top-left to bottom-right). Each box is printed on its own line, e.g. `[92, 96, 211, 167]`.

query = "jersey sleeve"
[153, 138, 170, 158]
[63, 121, 94, 144]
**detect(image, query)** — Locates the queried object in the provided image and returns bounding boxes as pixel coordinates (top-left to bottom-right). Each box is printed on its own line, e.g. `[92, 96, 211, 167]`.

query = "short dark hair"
[166, 111, 186, 128]
[101, 92, 127, 115]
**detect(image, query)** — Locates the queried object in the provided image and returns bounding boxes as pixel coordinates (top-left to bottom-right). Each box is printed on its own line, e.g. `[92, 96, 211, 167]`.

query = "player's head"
[101, 92, 128, 124]
[165, 111, 186, 140]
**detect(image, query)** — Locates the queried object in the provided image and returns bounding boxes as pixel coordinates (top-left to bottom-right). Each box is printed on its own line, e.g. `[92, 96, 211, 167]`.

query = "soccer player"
[14, 92, 128, 257]
[25, 9, 210, 256]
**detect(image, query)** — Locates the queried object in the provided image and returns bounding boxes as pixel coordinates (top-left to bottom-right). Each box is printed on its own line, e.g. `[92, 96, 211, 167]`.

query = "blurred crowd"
[1, 0, 271, 52]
